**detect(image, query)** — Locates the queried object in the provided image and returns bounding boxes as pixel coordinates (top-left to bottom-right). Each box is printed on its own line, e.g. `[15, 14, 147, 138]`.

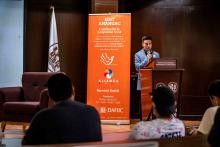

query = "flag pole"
[48, 5, 61, 72]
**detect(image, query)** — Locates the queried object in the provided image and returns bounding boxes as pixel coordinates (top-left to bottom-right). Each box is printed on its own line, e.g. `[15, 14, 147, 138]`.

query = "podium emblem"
[168, 82, 178, 93]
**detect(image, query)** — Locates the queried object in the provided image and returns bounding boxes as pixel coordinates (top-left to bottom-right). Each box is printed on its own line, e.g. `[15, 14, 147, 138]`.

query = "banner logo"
[104, 69, 113, 79]
[100, 53, 114, 65]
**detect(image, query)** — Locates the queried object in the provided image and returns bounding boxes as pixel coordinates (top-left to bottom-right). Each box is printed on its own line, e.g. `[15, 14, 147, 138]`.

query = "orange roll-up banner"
[87, 13, 131, 124]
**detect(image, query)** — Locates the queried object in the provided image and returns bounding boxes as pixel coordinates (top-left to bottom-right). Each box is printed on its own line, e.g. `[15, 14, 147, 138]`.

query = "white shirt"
[197, 106, 219, 134]
[130, 118, 185, 140]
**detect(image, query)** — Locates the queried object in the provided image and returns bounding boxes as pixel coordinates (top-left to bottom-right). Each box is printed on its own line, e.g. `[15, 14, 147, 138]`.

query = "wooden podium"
[140, 58, 184, 120]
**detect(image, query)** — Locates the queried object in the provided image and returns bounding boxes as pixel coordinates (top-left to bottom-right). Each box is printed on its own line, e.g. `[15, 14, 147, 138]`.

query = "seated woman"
[191, 80, 220, 135]
[129, 86, 185, 140]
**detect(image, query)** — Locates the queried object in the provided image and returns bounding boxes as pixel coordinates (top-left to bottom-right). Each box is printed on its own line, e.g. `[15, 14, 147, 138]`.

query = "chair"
[0, 72, 57, 132]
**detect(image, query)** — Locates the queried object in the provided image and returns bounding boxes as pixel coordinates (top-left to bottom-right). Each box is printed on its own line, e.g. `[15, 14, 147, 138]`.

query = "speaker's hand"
[147, 53, 152, 60]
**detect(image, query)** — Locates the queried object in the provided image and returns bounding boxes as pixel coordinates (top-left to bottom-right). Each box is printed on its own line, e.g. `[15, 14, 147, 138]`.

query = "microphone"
[147, 49, 153, 55]
[146, 49, 153, 61]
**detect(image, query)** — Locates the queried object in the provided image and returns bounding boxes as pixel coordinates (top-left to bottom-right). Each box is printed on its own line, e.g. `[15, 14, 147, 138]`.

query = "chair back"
[22, 72, 56, 101]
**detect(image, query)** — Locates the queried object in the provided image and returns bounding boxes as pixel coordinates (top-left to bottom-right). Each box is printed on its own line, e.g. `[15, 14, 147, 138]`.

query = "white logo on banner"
[100, 107, 106, 113]
[100, 53, 114, 65]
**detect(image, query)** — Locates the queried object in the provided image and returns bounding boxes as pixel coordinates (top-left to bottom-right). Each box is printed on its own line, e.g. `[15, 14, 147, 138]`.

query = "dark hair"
[47, 73, 74, 102]
[152, 86, 175, 116]
[142, 35, 152, 42]
[208, 80, 220, 99]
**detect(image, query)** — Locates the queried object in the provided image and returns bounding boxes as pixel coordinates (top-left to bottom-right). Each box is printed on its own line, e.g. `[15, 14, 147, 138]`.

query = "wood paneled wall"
[25, 0, 88, 102]
[24, 0, 220, 119]
[91, 0, 118, 13]
[120, 0, 220, 119]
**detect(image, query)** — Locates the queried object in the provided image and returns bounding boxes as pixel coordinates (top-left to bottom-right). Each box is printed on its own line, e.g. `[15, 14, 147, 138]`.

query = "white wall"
[0, 0, 24, 87]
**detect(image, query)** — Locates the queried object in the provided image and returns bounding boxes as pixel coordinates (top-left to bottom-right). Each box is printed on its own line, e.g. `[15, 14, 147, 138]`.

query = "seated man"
[129, 86, 185, 140]
[190, 80, 220, 135]
[22, 73, 102, 145]
[208, 107, 220, 147]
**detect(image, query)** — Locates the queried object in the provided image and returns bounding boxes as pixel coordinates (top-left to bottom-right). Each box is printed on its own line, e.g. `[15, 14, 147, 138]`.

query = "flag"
[48, 7, 60, 72]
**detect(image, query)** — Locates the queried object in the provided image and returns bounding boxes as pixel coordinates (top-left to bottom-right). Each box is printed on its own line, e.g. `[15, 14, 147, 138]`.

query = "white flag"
[48, 7, 60, 72]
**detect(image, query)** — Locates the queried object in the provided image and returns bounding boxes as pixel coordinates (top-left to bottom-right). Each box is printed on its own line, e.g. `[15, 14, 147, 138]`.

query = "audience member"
[191, 80, 220, 135]
[22, 73, 102, 145]
[129, 86, 185, 140]
[208, 107, 220, 147]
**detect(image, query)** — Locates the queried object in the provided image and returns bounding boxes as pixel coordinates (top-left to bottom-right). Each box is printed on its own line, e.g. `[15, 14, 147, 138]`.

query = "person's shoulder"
[35, 107, 51, 116]
[134, 120, 153, 128]
[153, 50, 159, 54]
[78, 104, 100, 122]
[70, 100, 99, 114]
[70, 100, 86, 107]
[83, 104, 99, 114]
[49, 100, 82, 113]
[210, 106, 220, 111]
[30, 108, 51, 122]
[153, 50, 159, 56]
[205, 106, 219, 115]
[172, 118, 185, 126]
[58, 99, 85, 108]
[214, 106, 220, 117]
[172, 117, 184, 122]
[135, 49, 144, 55]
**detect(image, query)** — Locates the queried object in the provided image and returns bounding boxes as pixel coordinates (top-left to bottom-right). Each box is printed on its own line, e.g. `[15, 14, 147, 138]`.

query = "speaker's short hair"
[142, 35, 152, 42]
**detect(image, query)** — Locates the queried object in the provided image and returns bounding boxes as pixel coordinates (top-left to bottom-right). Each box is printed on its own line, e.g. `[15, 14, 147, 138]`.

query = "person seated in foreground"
[190, 80, 220, 135]
[208, 107, 220, 147]
[22, 73, 102, 145]
[129, 86, 185, 140]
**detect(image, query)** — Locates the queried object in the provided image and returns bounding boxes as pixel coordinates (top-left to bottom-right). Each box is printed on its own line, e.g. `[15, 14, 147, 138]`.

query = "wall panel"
[25, 0, 88, 102]
[120, 0, 220, 118]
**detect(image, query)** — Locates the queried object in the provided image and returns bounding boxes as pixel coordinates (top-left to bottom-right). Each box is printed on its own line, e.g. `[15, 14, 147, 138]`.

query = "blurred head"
[142, 35, 152, 51]
[152, 86, 176, 117]
[208, 80, 220, 106]
[47, 73, 74, 102]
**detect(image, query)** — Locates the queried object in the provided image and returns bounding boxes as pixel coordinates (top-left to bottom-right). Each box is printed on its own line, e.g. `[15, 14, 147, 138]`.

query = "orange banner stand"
[87, 13, 131, 124]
